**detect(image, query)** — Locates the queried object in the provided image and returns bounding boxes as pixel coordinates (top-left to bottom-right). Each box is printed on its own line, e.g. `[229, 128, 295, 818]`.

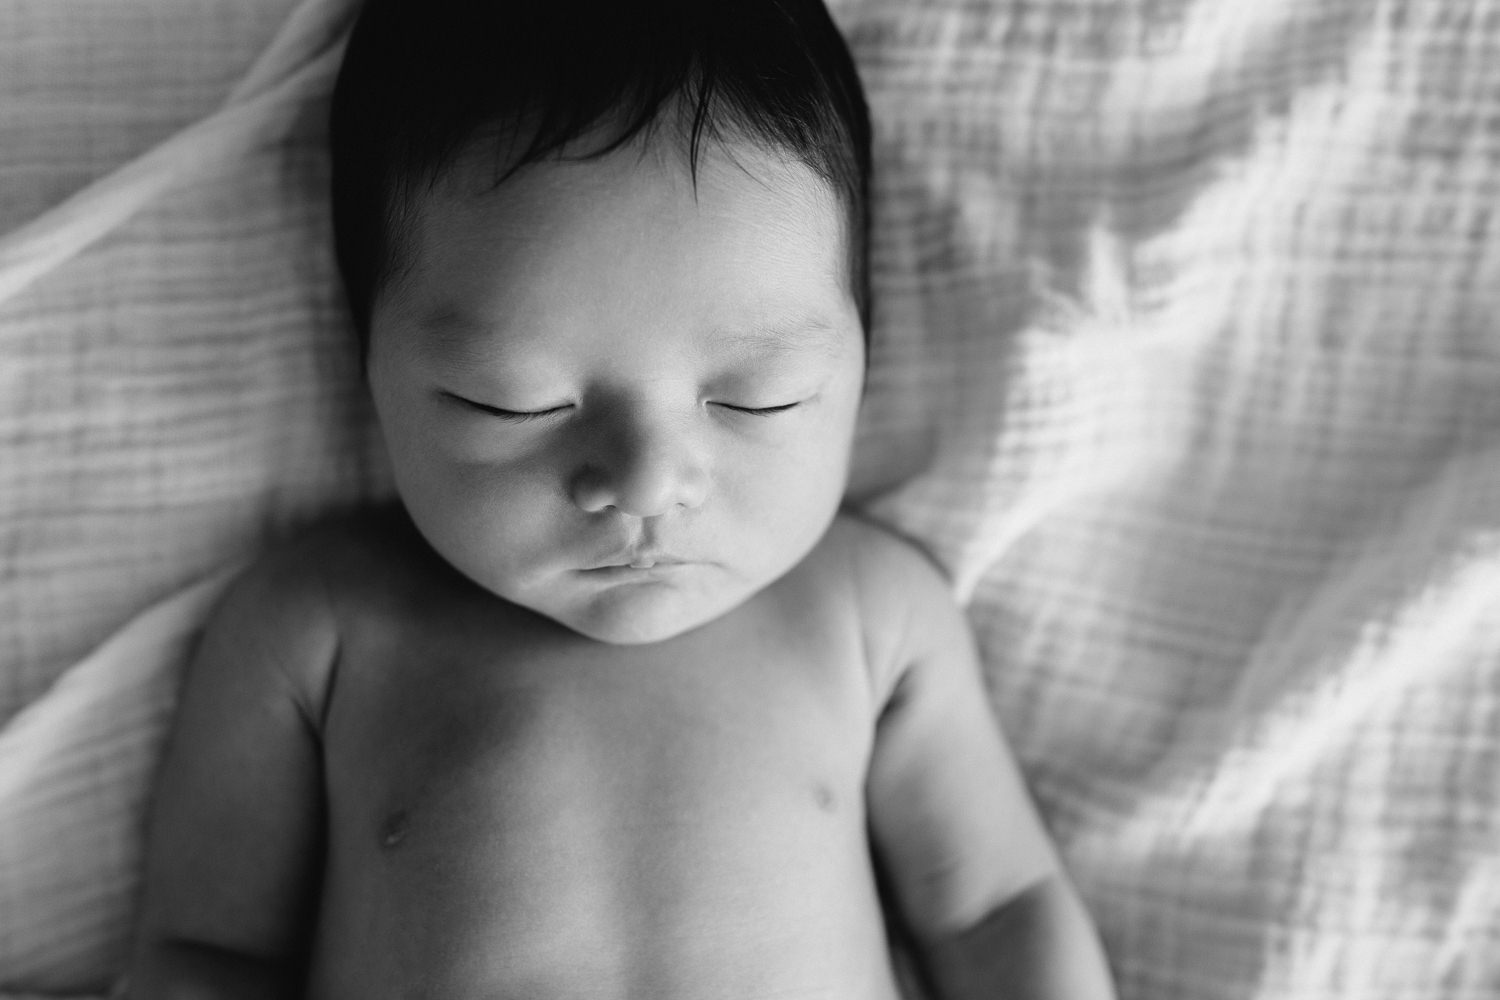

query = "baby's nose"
[569, 418, 709, 517]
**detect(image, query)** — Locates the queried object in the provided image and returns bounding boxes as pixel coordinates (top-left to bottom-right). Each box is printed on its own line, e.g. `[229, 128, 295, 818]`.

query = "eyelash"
[448, 394, 800, 421]
[480, 407, 567, 423]
[446, 394, 568, 422]
[719, 402, 801, 417]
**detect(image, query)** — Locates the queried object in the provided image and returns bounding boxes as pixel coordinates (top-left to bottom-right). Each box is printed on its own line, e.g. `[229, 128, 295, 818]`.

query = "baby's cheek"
[403, 458, 550, 581]
[424, 413, 550, 467]
[732, 438, 846, 559]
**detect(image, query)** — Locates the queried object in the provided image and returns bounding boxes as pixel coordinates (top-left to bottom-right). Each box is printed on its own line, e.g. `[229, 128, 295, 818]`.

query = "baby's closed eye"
[441, 391, 573, 422]
[711, 400, 804, 416]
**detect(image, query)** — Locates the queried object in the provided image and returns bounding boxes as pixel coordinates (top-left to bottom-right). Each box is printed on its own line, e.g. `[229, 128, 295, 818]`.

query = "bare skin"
[130, 506, 1110, 1000]
[314, 508, 891, 998]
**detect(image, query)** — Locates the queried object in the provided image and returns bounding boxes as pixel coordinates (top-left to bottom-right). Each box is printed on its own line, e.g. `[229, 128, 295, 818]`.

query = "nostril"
[568, 436, 709, 517]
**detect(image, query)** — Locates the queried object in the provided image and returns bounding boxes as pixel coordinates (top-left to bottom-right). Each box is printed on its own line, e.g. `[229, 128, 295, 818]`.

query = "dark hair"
[328, 0, 873, 356]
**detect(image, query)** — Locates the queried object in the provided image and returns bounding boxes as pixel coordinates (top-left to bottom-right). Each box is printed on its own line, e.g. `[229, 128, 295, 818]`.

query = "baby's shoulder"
[222, 504, 412, 615]
[197, 505, 426, 710]
[817, 512, 967, 694]
[820, 510, 956, 614]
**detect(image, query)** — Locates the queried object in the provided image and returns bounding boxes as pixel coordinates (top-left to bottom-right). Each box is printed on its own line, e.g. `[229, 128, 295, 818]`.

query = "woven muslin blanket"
[2, 0, 1498, 997]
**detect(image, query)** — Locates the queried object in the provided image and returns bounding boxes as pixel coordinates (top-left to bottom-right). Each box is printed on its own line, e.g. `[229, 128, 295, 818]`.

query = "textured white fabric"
[3, 0, 1499, 997]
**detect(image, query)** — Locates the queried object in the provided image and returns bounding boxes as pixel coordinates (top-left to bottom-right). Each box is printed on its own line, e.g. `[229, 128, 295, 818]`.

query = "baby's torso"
[302, 512, 904, 1000]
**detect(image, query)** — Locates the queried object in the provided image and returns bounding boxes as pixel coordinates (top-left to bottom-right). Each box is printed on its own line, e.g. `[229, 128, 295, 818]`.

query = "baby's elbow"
[908, 862, 1057, 944]
[918, 875, 1119, 1000]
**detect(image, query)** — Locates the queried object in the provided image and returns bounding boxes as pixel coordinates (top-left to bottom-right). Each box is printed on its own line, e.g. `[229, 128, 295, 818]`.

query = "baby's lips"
[585, 551, 690, 571]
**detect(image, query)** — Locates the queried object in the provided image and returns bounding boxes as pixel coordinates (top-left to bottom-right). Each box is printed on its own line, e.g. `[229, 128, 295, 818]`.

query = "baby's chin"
[554, 612, 704, 646]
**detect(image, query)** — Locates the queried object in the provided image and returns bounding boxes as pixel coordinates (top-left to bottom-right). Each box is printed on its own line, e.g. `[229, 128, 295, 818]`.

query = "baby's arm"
[129, 549, 337, 999]
[859, 533, 1116, 1000]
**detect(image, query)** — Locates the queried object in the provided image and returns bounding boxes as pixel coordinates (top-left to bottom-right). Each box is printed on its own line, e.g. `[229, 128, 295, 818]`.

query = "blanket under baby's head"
[2, 0, 1498, 997]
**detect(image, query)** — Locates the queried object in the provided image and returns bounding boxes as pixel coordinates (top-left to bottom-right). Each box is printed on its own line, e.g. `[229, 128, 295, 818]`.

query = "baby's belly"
[304, 666, 901, 999]
[310, 825, 898, 999]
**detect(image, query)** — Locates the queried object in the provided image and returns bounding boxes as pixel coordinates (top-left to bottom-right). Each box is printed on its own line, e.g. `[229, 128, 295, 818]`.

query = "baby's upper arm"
[857, 526, 1060, 941]
[134, 541, 340, 966]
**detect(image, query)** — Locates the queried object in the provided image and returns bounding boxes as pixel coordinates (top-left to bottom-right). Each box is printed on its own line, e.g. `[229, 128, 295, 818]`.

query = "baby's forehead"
[402, 137, 846, 278]
[384, 126, 858, 317]
[384, 300, 861, 392]
[375, 136, 862, 371]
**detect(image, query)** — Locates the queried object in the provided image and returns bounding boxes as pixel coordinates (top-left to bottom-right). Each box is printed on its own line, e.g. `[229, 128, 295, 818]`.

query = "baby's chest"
[322, 613, 877, 860]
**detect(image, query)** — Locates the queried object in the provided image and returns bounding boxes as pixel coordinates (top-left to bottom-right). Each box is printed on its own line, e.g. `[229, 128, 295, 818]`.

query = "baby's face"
[367, 138, 865, 644]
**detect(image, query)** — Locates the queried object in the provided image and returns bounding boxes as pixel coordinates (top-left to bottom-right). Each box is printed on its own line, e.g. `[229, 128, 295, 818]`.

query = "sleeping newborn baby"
[127, 2, 1117, 998]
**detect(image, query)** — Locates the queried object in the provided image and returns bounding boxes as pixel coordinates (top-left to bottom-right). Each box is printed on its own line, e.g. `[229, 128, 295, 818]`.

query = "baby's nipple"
[379, 809, 411, 849]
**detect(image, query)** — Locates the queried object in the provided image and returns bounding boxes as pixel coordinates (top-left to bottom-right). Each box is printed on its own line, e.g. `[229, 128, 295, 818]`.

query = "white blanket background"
[2, 0, 1498, 996]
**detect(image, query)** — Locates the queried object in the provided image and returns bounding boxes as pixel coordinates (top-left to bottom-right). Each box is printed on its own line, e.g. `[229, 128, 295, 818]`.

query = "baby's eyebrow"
[414, 306, 491, 344]
[714, 316, 851, 359]
[405, 309, 509, 374]
[408, 306, 853, 368]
